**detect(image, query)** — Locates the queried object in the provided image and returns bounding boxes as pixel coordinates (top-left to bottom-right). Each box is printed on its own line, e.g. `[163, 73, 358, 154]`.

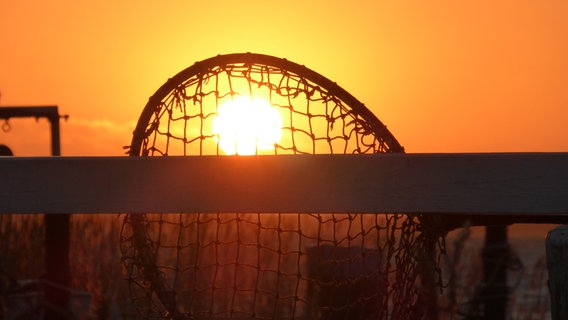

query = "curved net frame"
[121, 53, 443, 319]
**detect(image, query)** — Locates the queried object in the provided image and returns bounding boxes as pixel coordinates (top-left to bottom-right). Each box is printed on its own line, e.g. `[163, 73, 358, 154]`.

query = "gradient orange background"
[1, 1, 567, 156]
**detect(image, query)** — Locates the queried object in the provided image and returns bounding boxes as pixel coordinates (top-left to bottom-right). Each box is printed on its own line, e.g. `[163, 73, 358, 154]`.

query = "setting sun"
[213, 96, 282, 155]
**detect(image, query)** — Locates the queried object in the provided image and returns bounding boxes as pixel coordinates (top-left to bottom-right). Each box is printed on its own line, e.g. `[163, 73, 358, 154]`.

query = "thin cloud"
[60, 118, 137, 156]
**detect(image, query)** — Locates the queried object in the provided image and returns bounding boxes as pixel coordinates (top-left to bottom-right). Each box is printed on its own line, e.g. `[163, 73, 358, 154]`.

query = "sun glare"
[213, 96, 283, 155]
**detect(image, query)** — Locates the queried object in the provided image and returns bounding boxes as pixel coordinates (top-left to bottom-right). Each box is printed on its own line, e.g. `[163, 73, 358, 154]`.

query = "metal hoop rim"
[129, 52, 404, 156]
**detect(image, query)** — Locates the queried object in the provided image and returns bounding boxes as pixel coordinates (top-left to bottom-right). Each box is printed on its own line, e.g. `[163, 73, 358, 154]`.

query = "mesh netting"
[120, 53, 444, 319]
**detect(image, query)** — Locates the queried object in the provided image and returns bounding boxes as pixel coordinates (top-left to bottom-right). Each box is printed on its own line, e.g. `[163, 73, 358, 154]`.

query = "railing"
[1, 153, 567, 214]
[1, 153, 567, 319]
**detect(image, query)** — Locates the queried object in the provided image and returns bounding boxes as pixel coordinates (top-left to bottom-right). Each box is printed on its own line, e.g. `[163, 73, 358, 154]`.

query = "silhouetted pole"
[44, 215, 70, 319]
[45, 109, 71, 320]
[481, 225, 510, 320]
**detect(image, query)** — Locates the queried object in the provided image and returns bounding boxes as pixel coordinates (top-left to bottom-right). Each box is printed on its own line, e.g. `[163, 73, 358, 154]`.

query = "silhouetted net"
[120, 54, 444, 319]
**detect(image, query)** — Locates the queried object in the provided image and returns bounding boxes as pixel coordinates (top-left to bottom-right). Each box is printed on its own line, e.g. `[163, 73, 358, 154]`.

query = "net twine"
[121, 53, 445, 319]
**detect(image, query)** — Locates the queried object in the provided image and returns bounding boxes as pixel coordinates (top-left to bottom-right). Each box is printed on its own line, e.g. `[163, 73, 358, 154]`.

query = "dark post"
[44, 214, 70, 319]
[44, 109, 71, 319]
[481, 225, 510, 320]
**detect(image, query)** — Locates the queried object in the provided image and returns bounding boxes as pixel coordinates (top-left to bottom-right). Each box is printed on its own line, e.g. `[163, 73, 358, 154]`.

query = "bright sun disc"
[213, 96, 282, 155]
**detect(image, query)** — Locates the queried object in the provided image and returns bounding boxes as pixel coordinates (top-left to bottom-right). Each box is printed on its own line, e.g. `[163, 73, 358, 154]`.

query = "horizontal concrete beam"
[0, 153, 567, 214]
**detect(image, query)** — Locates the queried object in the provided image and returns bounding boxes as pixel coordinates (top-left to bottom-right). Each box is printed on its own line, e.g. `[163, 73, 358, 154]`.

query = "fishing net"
[120, 53, 445, 319]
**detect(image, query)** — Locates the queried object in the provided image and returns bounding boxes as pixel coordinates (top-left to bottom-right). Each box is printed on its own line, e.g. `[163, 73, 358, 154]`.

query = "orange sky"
[1, 1, 568, 156]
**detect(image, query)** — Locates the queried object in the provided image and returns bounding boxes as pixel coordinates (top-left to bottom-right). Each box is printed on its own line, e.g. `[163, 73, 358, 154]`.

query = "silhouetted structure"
[0, 106, 70, 320]
[0, 144, 13, 156]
